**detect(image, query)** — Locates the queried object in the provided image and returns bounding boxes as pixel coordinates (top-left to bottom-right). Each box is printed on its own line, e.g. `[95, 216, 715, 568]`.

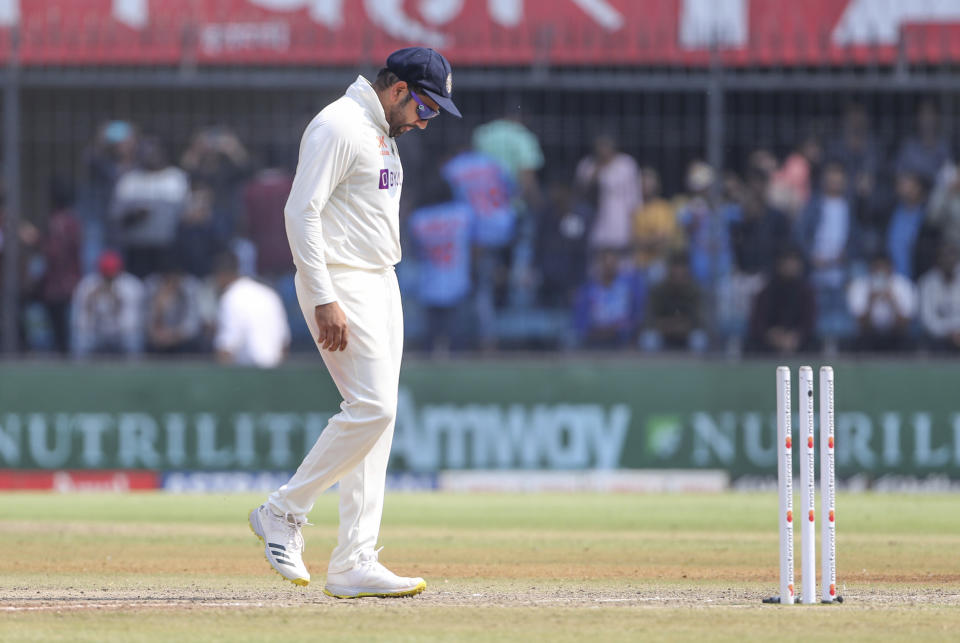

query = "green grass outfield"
[1, 492, 958, 642]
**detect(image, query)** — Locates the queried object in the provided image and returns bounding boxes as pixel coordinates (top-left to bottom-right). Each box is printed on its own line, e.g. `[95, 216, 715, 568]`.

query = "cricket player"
[248, 47, 461, 598]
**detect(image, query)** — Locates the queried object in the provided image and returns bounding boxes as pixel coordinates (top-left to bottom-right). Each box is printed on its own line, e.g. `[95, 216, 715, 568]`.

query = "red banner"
[3, 0, 960, 66]
[0, 470, 160, 491]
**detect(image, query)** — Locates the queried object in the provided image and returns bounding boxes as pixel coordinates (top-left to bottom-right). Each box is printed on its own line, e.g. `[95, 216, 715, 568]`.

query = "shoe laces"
[358, 546, 385, 569]
[273, 511, 312, 552]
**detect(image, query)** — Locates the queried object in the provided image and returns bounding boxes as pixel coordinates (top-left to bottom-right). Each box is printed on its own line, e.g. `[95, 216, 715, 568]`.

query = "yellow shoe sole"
[248, 508, 310, 587]
[323, 580, 427, 599]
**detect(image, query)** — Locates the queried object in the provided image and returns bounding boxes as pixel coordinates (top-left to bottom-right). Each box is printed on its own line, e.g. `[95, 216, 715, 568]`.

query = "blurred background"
[1, 0, 960, 492]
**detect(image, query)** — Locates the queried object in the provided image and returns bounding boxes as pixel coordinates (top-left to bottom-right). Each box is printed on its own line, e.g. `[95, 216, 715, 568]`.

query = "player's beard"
[387, 96, 417, 138]
[389, 123, 418, 138]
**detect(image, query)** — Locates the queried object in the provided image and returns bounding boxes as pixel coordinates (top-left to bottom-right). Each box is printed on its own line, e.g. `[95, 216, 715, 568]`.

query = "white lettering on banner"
[679, 0, 747, 49]
[163, 471, 297, 493]
[201, 23, 291, 55]
[117, 413, 161, 468]
[837, 411, 876, 469]
[463, 405, 541, 469]
[28, 414, 72, 468]
[421, 0, 466, 26]
[311, 0, 344, 26]
[456, 407, 480, 469]
[53, 471, 131, 493]
[5, 408, 960, 471]
[264, 413, 298, 468]
[392, 389, 630, 471]
[914, 412, 950, 467]
[514, 406, 549, 468]
[594, 405, 630, 469]
[75, 414, 113, 468]
[0, 414, 21, 464]
[6, 0, 960, 60]
[196, 413, 232, 468]
[364, 0, 448, 48]
[164, 414, 188, 468]
[0, 0, 16, 27]
[424, 406, 468, 468]
[881, 412, 902, 466]
[93, 0, 625, 43]
[570, 0, 624, 31]
[742, 412, 775, 466]
[248, 0, 344, 27]
[691, 412, 736, 465]
[114, 0, 147, 29]
[234, 414, 257, 468]
[543, 406, 589, 468]
[394, 389, 437, 471]
[357, 0, 626, 42]
[488, 0, 522, 27]
[834, 0, 960, 45]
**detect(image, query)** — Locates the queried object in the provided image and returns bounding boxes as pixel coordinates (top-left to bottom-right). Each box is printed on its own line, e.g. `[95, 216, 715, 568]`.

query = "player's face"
[386, 83, 439, 138]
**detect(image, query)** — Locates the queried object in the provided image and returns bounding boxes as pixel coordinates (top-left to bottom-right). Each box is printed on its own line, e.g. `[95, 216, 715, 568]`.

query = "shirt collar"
[346, 75, 389, 135]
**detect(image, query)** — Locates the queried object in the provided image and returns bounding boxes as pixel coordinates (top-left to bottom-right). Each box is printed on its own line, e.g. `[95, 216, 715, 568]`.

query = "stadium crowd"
[3, 99, 960, 363]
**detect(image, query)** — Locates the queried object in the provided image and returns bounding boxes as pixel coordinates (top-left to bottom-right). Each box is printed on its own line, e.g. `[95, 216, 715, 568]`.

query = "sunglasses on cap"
[409, 89, 440, 120]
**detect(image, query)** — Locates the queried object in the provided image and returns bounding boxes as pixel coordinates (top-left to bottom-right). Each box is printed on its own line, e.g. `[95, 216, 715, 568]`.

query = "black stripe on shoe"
[268, 543, 286, 551]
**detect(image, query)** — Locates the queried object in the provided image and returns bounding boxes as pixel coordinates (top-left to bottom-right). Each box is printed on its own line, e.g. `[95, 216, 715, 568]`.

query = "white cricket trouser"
[267, 265, 403, 573]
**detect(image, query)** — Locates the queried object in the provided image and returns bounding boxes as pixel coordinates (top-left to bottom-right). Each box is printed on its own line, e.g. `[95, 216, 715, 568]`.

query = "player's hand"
[314, 302, 349, 351]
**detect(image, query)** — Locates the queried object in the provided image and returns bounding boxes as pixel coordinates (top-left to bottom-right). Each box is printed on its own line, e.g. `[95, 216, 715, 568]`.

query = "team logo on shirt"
[379, 168, 402, 190]
[376, 135, 390, 156]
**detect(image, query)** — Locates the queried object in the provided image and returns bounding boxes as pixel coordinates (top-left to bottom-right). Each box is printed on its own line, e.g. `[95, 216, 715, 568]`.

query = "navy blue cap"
[386, 47, 461, 119]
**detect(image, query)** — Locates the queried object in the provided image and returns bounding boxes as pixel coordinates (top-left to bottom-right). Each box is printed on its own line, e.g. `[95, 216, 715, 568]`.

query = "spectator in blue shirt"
[443, 149, 518, 348]
[443, 149, 516, 248]
[796, 162, 857, 341]
[472, 116, 544, 213]
[573, 250, 646, 349]
[895, 100, 951, 185]
[887, 171, 928, 279]
[677, 161, 732, 291]
[409, 182, 474, 354]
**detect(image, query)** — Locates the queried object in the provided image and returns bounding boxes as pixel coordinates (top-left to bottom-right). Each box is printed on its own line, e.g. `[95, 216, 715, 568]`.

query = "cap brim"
[423, 89, 461, 118]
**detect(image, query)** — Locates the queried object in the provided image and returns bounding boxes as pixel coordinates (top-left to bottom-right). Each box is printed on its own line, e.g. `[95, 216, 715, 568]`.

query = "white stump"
[798, 365, 816, 604]
[776, 366, 794, 604]
[820, 366, 837, 603]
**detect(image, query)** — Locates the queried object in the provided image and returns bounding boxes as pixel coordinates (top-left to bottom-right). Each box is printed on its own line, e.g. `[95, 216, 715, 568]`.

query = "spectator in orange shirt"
[633, 167, 683, 281]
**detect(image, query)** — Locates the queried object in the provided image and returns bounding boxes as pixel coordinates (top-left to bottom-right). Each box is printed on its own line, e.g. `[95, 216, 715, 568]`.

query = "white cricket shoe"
[248, 505, 311, 586]
[324, 548, 426, 599]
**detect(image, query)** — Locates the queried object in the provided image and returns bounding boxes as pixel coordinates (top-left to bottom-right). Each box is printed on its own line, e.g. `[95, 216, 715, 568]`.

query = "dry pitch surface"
[1, 492, 958, 642]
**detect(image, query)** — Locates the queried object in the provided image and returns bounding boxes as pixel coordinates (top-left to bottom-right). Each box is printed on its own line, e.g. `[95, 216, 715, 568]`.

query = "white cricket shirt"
[214, 277, 291, 368]
[284, 75, 403, 308]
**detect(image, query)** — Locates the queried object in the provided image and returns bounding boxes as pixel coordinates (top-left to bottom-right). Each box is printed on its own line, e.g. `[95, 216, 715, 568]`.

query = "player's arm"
[284, 120, 357, 351]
